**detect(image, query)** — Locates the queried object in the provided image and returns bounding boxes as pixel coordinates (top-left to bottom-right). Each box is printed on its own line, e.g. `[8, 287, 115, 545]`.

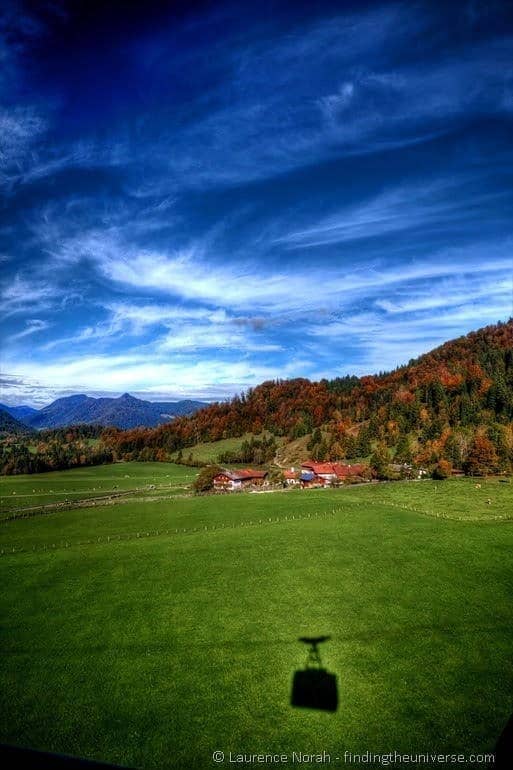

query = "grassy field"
[0, 462, 195, 515]
[1, 465, 512, 769]
[170, 433, 285, 465]
[171, 434, 249, 463]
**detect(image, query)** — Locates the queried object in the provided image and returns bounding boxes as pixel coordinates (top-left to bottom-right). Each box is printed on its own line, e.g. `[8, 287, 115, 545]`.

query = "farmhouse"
[213, 468, 268, 491]
[301, 462, 339, 484]
[301, 461, 368, 486]
[334, 463, 367, 480]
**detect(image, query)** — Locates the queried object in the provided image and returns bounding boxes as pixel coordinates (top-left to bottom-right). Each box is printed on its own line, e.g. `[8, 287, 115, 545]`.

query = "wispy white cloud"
[0, 106, 48, 182]
[374, 277, 513, 315]
[0, 4, 54, 184]
[1, 4, 512, 195]
[158, 28, 513, 188]
[2, 351, 312, 404]
[278, 176, 511, 248]
[315, 37, 513, 148]
[306, 294, 513, 375]
[0, 275, 64, 318]
[1, 5, 511, 194]
[40, 303, 217, 349]
[40, 300, 283, 355]
[6, 229, 511, 397]
[95, 240, 513, 314]
[33, 209, 513, 318]
[158, 323, 282, 354]
[8, 318, 51, 342]
[318, 82, 355, 121]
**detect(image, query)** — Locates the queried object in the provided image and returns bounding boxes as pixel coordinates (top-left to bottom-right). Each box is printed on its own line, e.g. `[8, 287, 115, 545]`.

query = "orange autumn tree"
[464, 435, 498, 476]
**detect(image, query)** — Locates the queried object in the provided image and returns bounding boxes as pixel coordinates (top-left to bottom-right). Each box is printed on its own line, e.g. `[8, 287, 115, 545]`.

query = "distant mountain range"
[0, 393, 207, 430]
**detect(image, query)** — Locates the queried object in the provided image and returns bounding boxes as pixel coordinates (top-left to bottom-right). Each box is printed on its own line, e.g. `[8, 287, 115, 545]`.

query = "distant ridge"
[0, 403, 39, 421]
[11, 393, 207, 430]
[0, 408, 36, 436]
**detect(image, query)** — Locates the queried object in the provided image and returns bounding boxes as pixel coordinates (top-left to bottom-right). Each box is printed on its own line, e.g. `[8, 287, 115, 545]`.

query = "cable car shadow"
[290, 635, 338, 712]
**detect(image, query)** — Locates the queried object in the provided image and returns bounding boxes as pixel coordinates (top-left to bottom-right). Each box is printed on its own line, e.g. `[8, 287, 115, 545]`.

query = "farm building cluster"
[212, 462, 369, 491]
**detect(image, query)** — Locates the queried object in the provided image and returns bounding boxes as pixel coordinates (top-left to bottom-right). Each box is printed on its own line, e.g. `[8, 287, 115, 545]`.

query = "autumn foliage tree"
[463, 435, 499, 476]
[432, 459, 453, 480]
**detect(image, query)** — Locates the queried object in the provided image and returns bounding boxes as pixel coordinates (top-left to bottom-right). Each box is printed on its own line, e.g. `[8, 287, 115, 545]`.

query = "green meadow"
[1, 464, 512, 769]
[169, 433, 285, 465]
[0, 462, 195, 515]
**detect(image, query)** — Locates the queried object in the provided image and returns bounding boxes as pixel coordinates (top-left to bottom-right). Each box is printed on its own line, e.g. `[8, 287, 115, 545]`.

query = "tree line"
[0, 424, 113, 475]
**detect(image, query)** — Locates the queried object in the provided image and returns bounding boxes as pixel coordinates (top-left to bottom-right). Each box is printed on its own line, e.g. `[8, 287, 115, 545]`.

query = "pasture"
[0, 464, 512, 769]
[169, 433, 285, 465]
[0, 462, 195, 515]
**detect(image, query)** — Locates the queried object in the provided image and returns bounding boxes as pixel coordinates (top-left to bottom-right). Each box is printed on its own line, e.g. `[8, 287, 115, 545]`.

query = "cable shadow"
[495, 710, 513, 768]
[0, 744, 131, 769]
[3, 622, 512, 656]
[290, 635, 338, 712]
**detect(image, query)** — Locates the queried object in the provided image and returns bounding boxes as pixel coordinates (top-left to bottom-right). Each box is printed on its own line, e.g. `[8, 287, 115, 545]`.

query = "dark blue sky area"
[1, 0, 512, 405]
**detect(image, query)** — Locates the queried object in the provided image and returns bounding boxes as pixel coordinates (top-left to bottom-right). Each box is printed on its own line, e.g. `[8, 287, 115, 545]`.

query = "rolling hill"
[0, 409, 35, 436]
[0, 403, 39, 422]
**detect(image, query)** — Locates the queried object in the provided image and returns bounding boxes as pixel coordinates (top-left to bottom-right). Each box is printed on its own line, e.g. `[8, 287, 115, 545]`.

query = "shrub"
[193, 464, 222, 493]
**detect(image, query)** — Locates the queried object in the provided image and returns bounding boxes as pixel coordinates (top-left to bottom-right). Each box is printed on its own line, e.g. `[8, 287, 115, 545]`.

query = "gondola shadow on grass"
[290, 635, 338, 712]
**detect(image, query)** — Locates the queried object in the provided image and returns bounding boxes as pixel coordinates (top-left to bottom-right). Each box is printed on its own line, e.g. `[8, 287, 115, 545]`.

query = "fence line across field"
[1, 501, 511, 559]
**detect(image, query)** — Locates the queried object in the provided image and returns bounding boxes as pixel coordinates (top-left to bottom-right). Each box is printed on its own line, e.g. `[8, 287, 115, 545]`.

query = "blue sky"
[1, 0, 512, 406]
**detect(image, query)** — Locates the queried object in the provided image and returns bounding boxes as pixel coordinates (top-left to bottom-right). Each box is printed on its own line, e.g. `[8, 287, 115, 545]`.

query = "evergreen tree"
[370, 442, 390, 480]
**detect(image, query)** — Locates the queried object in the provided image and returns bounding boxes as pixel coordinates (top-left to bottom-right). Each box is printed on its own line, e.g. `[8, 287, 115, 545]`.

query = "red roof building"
[332, 463, 367, 478]
[301, 461, 368, 484]
[213, 469, 267, 491]
[301, 462, 338, 476]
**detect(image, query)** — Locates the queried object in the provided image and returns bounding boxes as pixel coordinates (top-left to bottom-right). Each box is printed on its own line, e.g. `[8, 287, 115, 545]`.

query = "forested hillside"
[0, 425, 113, 475]
[100, 320, 513, 475]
